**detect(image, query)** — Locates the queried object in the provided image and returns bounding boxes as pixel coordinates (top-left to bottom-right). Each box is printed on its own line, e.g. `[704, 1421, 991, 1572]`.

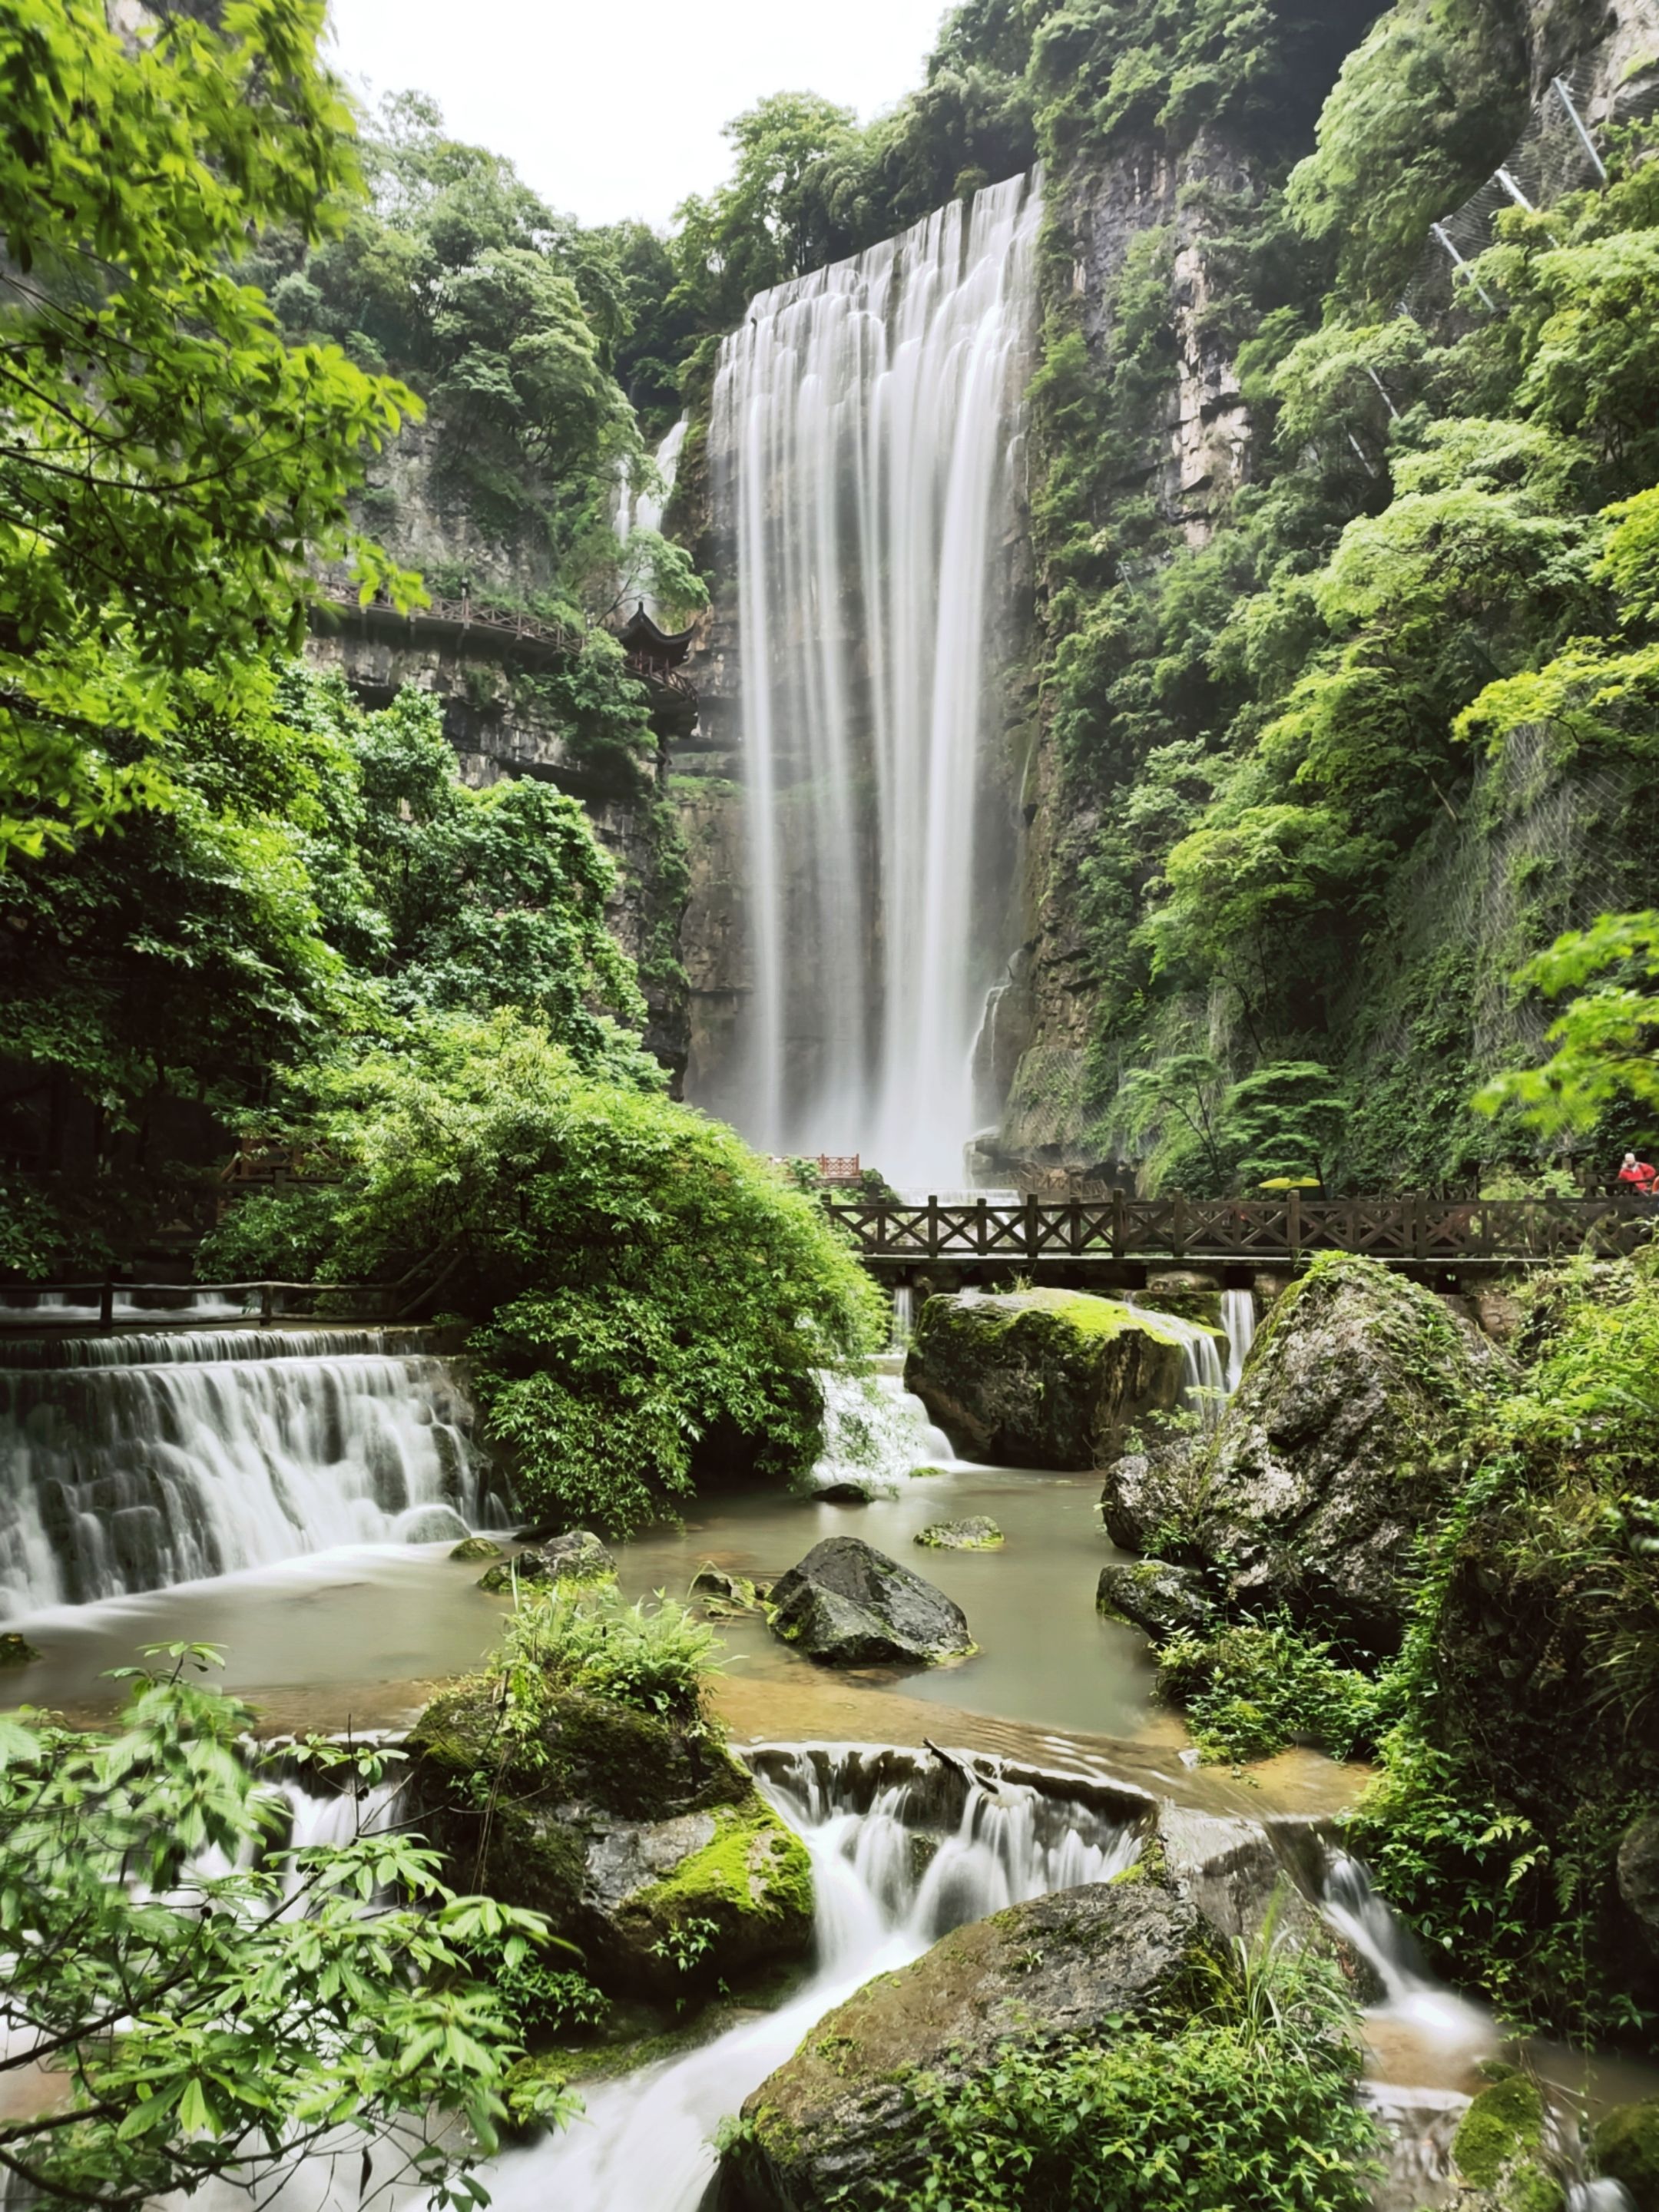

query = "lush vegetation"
[0, 1644, 566, 2207]
[863, 1920, 1380, 2211]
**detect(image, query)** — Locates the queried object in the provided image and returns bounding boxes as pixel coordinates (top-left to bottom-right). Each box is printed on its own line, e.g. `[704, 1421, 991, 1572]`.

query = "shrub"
[1158, 1617, 1390, 1764]
[498, 1581, 720, 1731]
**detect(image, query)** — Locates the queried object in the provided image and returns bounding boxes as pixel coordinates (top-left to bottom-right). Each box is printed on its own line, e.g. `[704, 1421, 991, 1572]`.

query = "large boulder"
[720, 1882, 1201, 2210]
[1594, 2100, 1659, 2212]
[767, 1538, 973, 1667]
[1447, 2071, 1563, 2212]
[904, 1289, 1188, 1469]
[1144, 1253, 1505, 1648]
[1096, 1558, 1213, 1640]
[406, 1678, 812, 2002]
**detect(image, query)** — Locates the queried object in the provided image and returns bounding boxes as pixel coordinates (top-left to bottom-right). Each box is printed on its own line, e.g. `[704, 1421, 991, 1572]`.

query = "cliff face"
[991, 0, 1659, 1190]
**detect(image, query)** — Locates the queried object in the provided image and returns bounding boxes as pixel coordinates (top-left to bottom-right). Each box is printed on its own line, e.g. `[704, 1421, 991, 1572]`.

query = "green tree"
[0, 1646, 565, 2208]
[0, 0, 421, 860]
[1476, 912, 1659, 1138]
[316, 1011, 884, 1531]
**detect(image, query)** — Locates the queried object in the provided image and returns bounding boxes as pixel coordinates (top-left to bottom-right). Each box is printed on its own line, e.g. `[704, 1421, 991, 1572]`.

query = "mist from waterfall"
[713, 172, 1041, 1184]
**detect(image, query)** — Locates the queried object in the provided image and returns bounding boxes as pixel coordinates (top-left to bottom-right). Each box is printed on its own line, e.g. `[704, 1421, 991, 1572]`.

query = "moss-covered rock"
[449, 1536, 503, 1563]
[1178, 1253, 1505, 1647]
[914, 1516, 1002, 1551]
[1594, 2099, 1659, 2211]
[903, 1289, 1188, 1469]
[721, 1883, 1203, 2210]
[477, 1528, 616, 1593]
[405, 1677, 811, 2001]
[1449, 2071, 1563, 2212]
[0, 1632, 40, 1668]
[1137, 1273, 1225, 1331]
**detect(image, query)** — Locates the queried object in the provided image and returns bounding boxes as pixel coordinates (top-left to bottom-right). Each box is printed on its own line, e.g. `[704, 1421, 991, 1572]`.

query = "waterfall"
[811, 1366, 955, 1492]
[614, 418, 687, 618]
[1321, 1853, 1495, 2063]
[0, 1330, 483, 1618]
[1127, 1302, 1230, 1426]
[488, 1743, 1137, 2212]
[890, 1283, 916, 1346]
[714, 171, 1042, 1184]
[1222, 1289, 1257, 1389]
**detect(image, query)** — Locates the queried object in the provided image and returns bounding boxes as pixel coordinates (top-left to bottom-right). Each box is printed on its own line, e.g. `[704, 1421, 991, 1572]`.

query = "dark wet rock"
[1179, 1254, 1506, 1647]
[914, 1516, 1002, 1550]
[1098, 1436, 1205, 1554]
[720, 1883, 1200, 2211]
[1449, 2070, 1563, 2212]
[449, 1535, 503, 1563]
[767, 1537, 973, 1667]
[904, 1288, 1187, 1469]
[0, 1632, 39, 1667]
[1096, 1558, 1213, 1639]
[406, 1681, 811, 2002]
[1137, 1270, 1225, 1330]
[478, 1528, 616, 1593]
[1154, 1803, 1329, 1956]
[1618, 1814, 1659, 1955]
[816, 1480, 874, 1504]
[1594, 2099, 1659, 2211]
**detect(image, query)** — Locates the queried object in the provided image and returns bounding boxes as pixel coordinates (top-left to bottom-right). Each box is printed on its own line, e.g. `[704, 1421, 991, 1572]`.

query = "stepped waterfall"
[714, 172, 1042, 1184]
[0, 1328, 482, 1618]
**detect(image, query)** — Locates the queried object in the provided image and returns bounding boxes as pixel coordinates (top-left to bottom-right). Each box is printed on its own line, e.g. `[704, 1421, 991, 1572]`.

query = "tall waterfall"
[714, 172, 1042, 1184]
[0, 1329, 483, 1618]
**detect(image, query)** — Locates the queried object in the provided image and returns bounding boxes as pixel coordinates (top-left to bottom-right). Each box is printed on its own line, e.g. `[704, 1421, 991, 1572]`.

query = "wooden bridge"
[826, 1192, 1658, 1272]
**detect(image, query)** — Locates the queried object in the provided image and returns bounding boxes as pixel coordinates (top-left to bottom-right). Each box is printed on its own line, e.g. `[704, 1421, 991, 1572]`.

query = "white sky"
[324, 0, 953, 232]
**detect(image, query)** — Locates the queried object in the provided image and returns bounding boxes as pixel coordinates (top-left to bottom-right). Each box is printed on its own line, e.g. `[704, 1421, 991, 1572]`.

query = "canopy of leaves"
[0, 0, 422, 862]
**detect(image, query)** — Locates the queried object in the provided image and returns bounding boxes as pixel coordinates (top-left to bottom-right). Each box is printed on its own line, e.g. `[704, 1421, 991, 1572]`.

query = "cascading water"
[812, 1363, 955, 1492]
[0, 1330, 484, 1618]
[489, 1744, 1137, 2212]
[614, 419, 688, 617]
[714, 172, 1042, 1183]
[1222, 1287, 1257, 1389]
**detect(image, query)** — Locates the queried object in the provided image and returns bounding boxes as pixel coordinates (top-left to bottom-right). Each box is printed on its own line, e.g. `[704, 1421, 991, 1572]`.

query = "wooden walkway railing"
[826, 1194, 1659, 1267]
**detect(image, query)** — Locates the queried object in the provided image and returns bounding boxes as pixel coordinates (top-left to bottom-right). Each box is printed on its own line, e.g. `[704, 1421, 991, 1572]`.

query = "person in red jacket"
[1618, 1151, 1659, 1194]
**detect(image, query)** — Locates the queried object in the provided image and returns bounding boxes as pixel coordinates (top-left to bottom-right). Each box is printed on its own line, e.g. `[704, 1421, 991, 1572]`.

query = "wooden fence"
[824, 1193, 1659, 1266]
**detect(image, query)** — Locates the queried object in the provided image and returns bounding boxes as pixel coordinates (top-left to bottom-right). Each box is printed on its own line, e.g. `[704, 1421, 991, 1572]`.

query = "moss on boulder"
[1450, 2071, 1563, 2212]
[914, 1517, 1002, 1551]
[406, 1675, 811, 2002]
[721, 1882, 1204, 2210]
[767, 1537, 974, 1667]
[449, 1536, 502, 1562]
[1594, 2100, 1659, 2211]
[478, 1528, 616, 1593]
[903, 1289, 1188, 1469]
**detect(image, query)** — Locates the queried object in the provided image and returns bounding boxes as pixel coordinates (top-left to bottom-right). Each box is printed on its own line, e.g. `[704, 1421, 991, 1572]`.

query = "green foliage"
[194, 1185, 346, 1283]
[313, 1011, 883, 1532]
[0, 0, 421, 863]
[859, 1927, 1379, 2210]
[1157, 1617, 1388, 1764]
[0, 1646, 568, 2207]
[1478, 911, 1659, 1139]
[496, 1581, 719, 1730]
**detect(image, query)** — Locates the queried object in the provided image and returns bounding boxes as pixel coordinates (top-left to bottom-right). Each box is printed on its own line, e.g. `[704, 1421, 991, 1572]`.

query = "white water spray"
[1222, 1288, 1257, 1389]
[714, 173, 1041, 1182]
[0, 1330, 482, 1617]
[490, 1744, 1136, 2212]
[614, 419, 688, 619]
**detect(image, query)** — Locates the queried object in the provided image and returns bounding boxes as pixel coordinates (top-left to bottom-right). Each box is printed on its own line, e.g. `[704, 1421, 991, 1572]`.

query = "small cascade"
[0, 1330, 484, 1618]
[0, 1287, 252, 1330]
[1222, 1288, 1257, 1390]
[1322, 1853, 1495, 2070]
[1128, 1301, 1229, 1427]
[491, 1743, 1137, 2212]
[614, 418, 688, 618]
[811, 1366, 954, 1491]
[889, 1283, 916, 1346]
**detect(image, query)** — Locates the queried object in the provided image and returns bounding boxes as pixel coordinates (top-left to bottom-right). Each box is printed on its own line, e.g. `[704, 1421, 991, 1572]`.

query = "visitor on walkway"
[1617, 1151, 1659, 1195]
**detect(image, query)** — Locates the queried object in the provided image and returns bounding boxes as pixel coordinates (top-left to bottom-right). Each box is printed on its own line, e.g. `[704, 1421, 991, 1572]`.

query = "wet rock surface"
[904, 1288, 1187, 1469]
[1119, 1255, 1505, 1648]
[767, 1537, 974, 1667]
[406, 1680, 811, 2001]
[720, 1883, 1200, 2210]
[1618, 1814, 1659, 1955]
[1096, 1558, 1212, 1640]
[914, 1515, 1003, 1550]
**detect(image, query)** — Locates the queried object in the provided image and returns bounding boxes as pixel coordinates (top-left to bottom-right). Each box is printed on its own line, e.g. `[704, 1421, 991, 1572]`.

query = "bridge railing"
[824, 1194, 1659, 1265]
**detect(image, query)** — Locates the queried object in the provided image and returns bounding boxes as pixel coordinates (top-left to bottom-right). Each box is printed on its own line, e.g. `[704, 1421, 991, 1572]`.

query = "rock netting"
[767, 1537, 974, 1667]
[905, 1288, 1187, 1469]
